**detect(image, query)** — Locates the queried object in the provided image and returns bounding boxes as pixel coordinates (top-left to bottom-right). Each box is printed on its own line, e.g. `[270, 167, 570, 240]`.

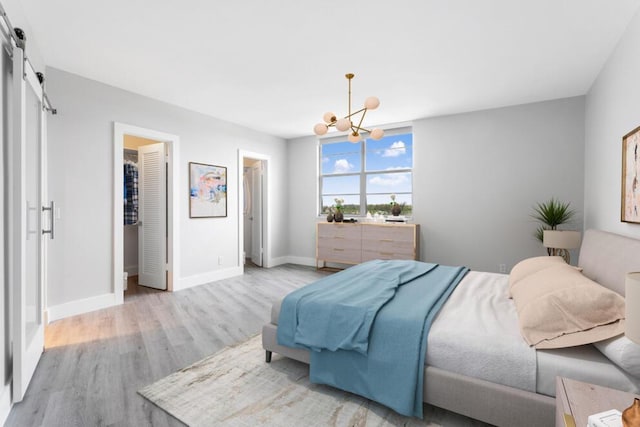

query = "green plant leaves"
[531, 198, 575, 242]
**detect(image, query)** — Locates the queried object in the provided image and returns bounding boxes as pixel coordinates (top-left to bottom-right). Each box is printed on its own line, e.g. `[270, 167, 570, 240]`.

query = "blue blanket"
[277, 259, 468, 418]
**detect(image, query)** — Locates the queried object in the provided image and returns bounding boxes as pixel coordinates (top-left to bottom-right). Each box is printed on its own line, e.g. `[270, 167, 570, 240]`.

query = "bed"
[261, 229, 640, 426]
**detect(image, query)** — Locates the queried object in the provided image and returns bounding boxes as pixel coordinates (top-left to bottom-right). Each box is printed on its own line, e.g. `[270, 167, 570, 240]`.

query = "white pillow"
[593, 335, 640, 379]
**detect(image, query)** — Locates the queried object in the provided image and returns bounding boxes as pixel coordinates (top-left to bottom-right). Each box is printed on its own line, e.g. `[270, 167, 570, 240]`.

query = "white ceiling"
[18, 0, 640, 139]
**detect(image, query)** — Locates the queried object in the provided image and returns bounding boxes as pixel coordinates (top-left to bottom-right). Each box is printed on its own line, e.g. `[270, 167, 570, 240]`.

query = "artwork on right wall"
[622, 125, 640, 224]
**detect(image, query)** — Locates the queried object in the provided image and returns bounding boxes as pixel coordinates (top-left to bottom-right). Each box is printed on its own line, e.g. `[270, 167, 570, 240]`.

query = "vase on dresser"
[391, 205, 402, 216]
[334, 211, 344, 222]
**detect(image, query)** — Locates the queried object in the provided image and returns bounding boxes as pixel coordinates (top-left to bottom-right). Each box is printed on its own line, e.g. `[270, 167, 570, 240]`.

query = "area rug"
[139, 335, 486, 427]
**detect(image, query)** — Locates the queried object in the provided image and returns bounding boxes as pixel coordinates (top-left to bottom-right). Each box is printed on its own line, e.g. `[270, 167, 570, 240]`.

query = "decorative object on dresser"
[555, 377, 640, 427]
[326, 209, 334, 222]
[316, 222, 419, 269]
[626, 272, 640, 344]
[333, 198, 344, 222]
[543, 230, 581, 264]
[622, 125, 640, 224]
[312, 73, 385, 143]
[390, 193, 403, 216]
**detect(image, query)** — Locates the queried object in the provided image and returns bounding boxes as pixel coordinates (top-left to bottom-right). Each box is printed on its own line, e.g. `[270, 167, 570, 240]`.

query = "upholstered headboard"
[578, 229, 640, 296]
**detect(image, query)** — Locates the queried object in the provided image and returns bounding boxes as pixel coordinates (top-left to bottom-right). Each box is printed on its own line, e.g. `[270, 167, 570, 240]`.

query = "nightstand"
[555, 376, 640, 427]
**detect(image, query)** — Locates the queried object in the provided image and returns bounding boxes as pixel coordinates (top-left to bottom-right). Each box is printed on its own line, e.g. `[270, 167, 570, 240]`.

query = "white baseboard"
[47, 293, 118, 323]
[124, 265, 139, 275]
[45, 256, 315, 322]
[0, 384, 11, 426]
[266, 256, 288, 267]
[176, 266, 243, 291]
[280, 256, 316, 267]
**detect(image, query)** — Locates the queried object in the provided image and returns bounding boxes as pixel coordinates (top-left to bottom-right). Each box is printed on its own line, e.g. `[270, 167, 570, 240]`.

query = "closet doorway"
[113, 123, 180, 303]
[238, 151, 269, 270]
[124, 136, 167, 291]
[243, 159, 263, 266]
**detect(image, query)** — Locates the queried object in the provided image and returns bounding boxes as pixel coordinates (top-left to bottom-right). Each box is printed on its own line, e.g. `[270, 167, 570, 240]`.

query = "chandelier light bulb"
[348, 132, 360, 143]
[314, 123, 329, 136]
[370, 128, 384, 140]
[323, 112, 337, 124]
[364, 96, 380, 110]
[336, 118, 351, 132]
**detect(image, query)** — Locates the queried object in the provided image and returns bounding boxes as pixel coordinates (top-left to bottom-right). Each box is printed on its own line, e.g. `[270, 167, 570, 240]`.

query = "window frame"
[318, 126, 413, 217]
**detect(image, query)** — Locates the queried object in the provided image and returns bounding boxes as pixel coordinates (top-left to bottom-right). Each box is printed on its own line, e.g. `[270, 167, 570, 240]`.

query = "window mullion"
[360, 140, 366, 215]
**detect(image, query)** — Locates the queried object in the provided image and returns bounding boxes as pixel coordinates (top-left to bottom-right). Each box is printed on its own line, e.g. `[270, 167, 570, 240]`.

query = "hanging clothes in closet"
[124, 160, 139, 225]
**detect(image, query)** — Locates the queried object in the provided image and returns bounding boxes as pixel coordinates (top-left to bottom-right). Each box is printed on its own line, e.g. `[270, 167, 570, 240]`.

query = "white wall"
[287, 97, 585, 272]
[413, 97, 584, 271]
[287, 135, 319, 266]
[584, 7, 640, 239]
[45, 68, 288, 311]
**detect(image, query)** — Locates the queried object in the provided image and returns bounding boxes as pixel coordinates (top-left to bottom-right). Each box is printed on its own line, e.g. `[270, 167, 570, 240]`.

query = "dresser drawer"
[362, 243, 416, 262]
[361, 224, 415, 244]
[317, 246, 361, 264]
[317, 223, 361, 240]
[317, 236, 361, 251]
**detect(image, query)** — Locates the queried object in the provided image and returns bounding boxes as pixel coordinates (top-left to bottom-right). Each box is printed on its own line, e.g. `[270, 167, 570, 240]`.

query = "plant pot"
[391, 205, 402, 216]
[334, 211, 344, 222]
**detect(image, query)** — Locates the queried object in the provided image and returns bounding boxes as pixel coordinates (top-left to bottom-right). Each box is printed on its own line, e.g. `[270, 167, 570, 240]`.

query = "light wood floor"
[6, 263, 329, 426]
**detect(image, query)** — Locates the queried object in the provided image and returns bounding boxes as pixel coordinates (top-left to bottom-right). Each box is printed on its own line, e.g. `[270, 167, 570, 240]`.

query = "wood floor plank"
[5, 263, 326, 426]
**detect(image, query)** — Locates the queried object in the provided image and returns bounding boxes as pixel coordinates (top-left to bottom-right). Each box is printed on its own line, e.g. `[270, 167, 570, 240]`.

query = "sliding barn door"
[11, 46, 46, 402]
[137, 142, 167, 290]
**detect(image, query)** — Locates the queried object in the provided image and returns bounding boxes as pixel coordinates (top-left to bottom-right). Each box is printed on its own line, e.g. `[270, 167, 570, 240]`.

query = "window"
[319, 128, 413, 216]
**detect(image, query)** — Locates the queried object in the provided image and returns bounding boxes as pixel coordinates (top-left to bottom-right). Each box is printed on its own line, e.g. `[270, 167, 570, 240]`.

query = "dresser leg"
[265, 350, 272, 363]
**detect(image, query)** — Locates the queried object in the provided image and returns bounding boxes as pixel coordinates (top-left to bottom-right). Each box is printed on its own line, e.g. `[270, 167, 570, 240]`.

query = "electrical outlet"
[498, 264, 507, 273]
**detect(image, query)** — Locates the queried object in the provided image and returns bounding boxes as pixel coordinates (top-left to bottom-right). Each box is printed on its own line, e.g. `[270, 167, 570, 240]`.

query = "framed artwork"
[622, 126, 640, 223]
[189, 162, 227, 218]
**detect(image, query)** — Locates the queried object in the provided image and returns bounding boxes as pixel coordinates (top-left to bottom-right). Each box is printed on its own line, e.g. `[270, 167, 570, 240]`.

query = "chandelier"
[313, 73, 384, 143]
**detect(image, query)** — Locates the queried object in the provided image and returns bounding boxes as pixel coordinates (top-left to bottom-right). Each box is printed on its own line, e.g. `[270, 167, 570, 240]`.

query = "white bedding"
[537, 345, 640, 396]
[427, 270, 640, 397]
[426, 271, 537, 392]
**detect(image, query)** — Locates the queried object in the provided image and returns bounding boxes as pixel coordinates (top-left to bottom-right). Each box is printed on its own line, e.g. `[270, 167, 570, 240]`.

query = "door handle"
[42, 201, 54, 239]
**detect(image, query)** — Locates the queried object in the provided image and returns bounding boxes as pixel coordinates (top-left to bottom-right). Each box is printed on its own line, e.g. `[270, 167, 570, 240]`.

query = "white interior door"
[137, 142, 167, 290]
[11, 47, 45, 402]
[250, 162, 263, 267]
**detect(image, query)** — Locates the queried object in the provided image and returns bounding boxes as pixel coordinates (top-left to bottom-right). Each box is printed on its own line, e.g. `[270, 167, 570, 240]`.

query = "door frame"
[238, 150, 269, 270]
[113, 123, 180, 300]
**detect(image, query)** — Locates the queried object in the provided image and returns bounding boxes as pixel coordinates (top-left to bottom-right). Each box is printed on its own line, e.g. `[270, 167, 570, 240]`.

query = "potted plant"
[531, 197, 575, 252]
[334, 198, 344, 222]
[390, 194, 403, 216]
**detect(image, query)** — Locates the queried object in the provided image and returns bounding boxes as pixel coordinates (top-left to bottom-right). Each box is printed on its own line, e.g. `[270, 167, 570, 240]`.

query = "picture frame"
[189, 162, 227, 218]
[622, 125, 640, 224]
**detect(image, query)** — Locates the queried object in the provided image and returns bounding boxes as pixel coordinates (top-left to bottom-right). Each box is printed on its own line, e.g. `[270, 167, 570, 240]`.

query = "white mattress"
[427, 270, 640, 397]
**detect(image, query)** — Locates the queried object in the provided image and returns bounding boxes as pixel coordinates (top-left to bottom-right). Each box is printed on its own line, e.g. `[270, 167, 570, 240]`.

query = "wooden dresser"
[316, 222, 420, 268]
